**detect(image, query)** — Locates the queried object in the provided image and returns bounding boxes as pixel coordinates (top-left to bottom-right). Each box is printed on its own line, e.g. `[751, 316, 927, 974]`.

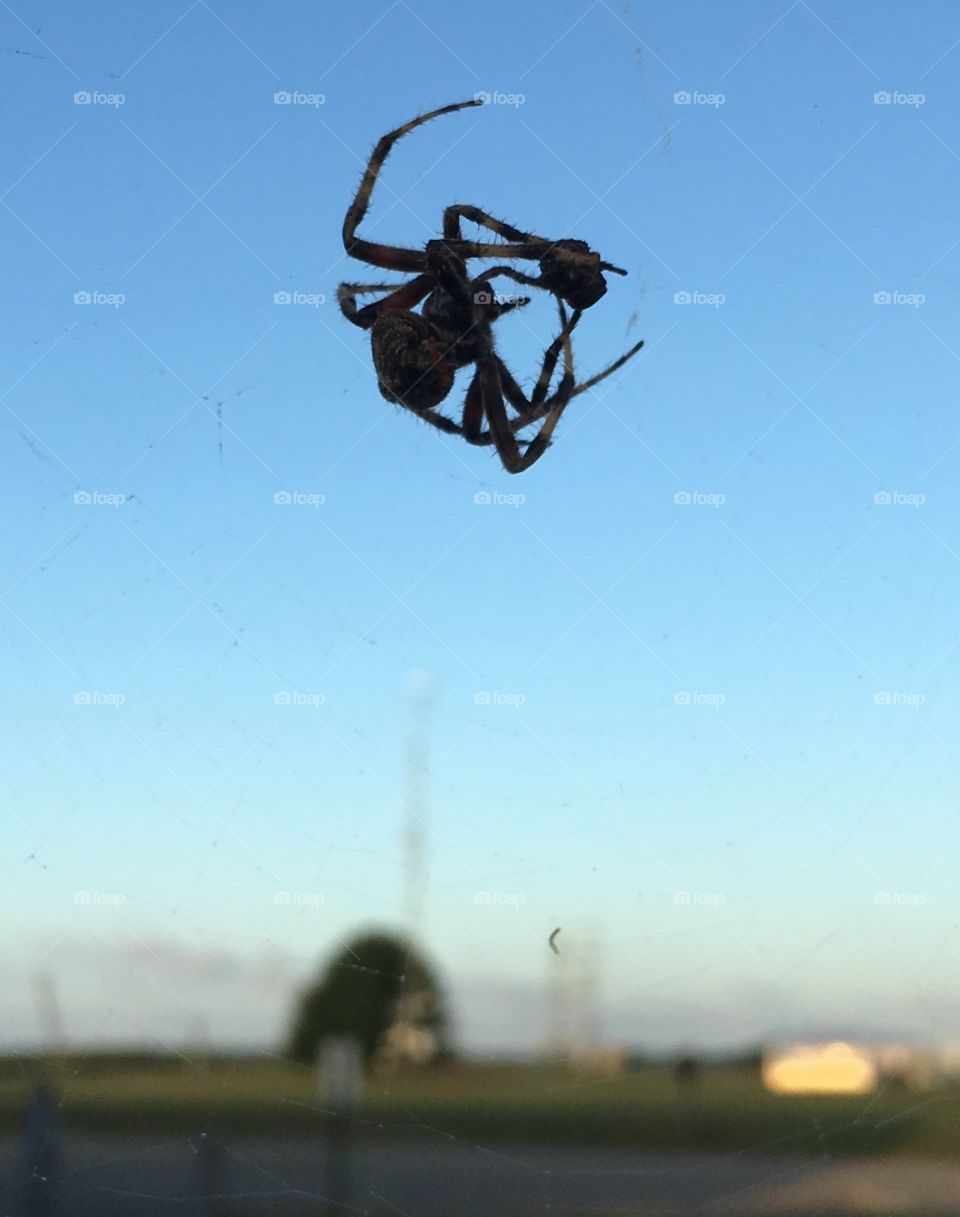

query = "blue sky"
[2, 0, 960, 1055]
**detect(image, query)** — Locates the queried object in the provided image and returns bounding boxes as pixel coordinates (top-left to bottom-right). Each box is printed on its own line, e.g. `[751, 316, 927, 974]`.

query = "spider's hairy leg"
[480, 305, 583, 439]
[457, 303, 581, 446]
[442, 207, 627, 281]
[444, 236, 626, 311]
[442, 204, 536, 243]
[467, 271, 531, 322]
[481, 304, 577, 474]
[488, 294, 530, 320]
[337, 275, 434, 329]
[533, 309, 581, 401]
[479, 264, 551, 291]
[468, 266, 537, 320]
[569, 336, 645, 399]
[342, 99, 482, 272]
[494, 304, 579, 442]
[491, 292, 643, 419]
[452, 273, 535, 441]
[461, 367, 486, 442]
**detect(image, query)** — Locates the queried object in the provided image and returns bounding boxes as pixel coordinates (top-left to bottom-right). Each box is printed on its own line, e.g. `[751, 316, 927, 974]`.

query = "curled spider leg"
[443, 304, 581, 446]
[502, 333, 645, 436]
[342, 99, 482, 272]
[482, 309, 644, 439]
[569, 336, 645, 399]
[502, 307, 644, 427]
[485, 305, 583, 438]
[337, 276, 434, 329]
[443, 204, 535, 244]
[489, 307, 577, 473]
[469, 302, 577, 474]
[452, 303, 580, 444]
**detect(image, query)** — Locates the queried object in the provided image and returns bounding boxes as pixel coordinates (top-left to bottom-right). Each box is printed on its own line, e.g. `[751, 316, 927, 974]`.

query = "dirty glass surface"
[2, 2, 959, 1214]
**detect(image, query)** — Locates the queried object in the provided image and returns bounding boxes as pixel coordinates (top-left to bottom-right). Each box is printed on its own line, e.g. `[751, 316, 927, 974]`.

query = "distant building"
[568, 1044, 627, 1075]
[763, 1039, 956, 1094]
[762, 1042, 877, 1094]
[937, 1040, 960, 1081]
[376, 989, 439, 1068]
[875, 1043, 939, 1089]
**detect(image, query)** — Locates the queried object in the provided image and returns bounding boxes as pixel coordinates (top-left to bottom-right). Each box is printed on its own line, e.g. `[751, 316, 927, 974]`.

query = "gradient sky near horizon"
[2, 0, 960, 1056]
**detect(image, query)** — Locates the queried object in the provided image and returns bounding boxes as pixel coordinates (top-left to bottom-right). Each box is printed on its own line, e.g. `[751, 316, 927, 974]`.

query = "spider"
[338, 99, 644, 473]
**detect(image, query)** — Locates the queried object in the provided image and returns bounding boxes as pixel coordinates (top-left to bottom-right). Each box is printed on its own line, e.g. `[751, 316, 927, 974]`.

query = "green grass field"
[1, 1056, 958, 1162]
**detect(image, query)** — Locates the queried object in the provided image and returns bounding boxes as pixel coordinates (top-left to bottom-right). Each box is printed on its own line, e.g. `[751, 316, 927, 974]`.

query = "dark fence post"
[15, 1083, 63, 1217]
[324, 1110, 354, 1217]
[193, 1128, 227, 1217]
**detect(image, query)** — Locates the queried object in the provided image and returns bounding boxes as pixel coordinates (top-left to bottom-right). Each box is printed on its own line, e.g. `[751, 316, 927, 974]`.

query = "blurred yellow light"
[763, 1042, 877, 1094]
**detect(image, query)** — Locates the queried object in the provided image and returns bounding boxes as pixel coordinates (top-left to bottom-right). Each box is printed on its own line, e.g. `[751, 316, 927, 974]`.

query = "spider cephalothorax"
[338, 99, 644, 473]
[538, 240, 615, 310]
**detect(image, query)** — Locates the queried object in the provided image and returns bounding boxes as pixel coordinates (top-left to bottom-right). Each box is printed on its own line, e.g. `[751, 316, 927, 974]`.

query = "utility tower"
[32, 971, 65, 1063]
[379, 669, 438, 1069]
[545, 930, 601, 1064]
[404, 668, 434, 940]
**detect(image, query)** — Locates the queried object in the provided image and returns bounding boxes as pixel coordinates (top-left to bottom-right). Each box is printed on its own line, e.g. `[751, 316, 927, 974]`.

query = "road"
[4, 1134, 960, 1215]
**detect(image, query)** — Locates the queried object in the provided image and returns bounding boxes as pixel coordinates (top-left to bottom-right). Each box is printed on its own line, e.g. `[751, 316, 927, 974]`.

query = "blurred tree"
[672, 1053, 703, 1093]
[285, 930, 449, 1069]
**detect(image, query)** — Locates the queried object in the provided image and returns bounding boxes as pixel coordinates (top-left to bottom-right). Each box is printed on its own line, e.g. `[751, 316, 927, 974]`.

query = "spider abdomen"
[371, 311, 456, 411]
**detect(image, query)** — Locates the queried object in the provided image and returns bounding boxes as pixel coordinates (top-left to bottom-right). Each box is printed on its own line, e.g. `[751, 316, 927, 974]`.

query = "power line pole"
[32, 972, 65, 1065]
[404, 668, 433, 942]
